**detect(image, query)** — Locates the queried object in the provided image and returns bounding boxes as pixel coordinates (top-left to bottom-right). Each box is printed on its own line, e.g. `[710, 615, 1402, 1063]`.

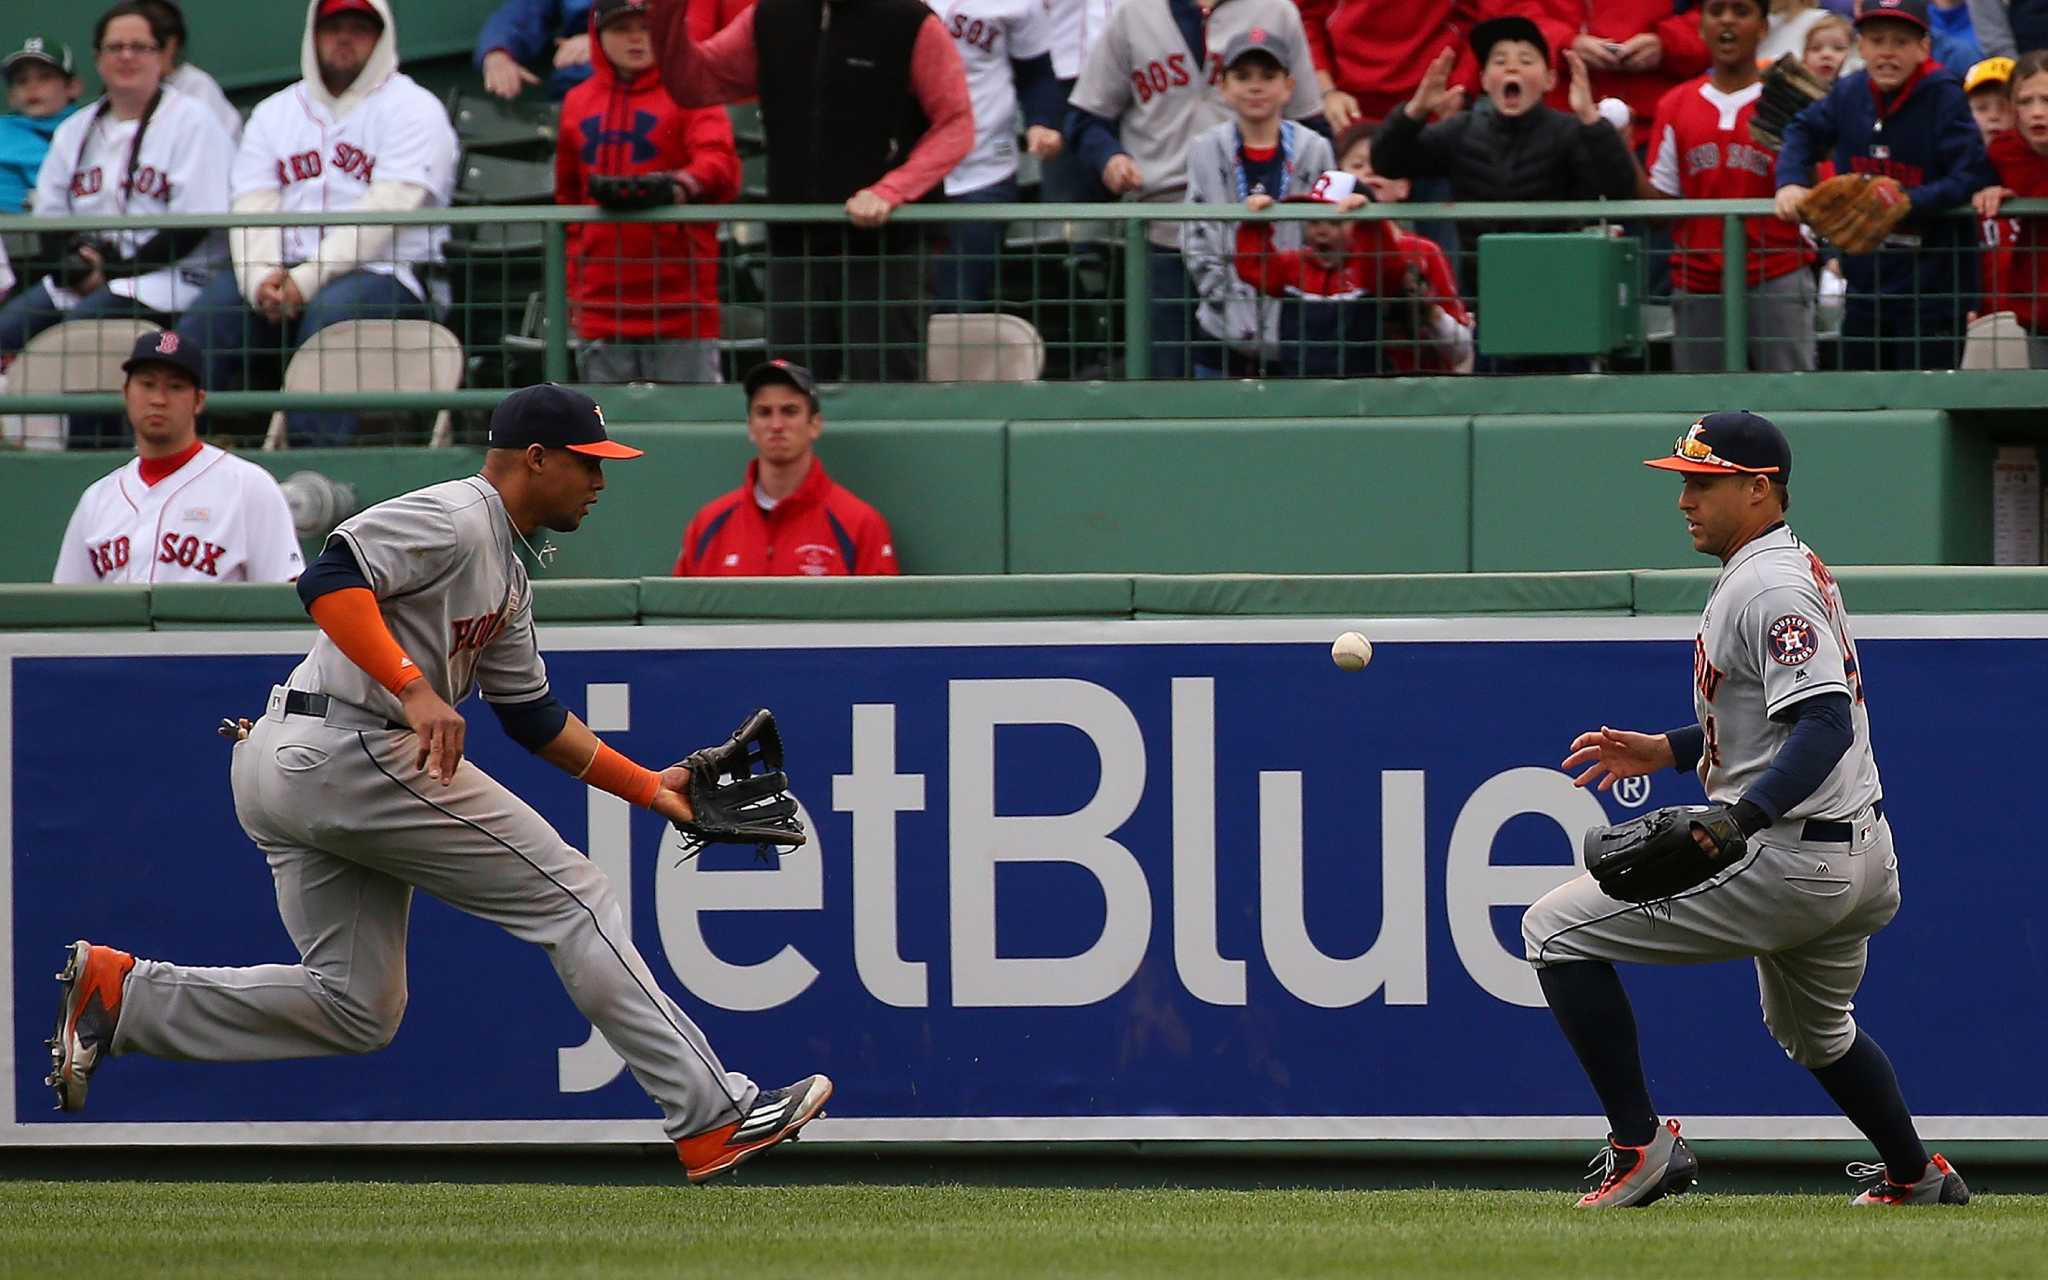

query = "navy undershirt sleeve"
[296, 538, 370, 611]
[1065, 105, 1125, 176]
[1739, 692, 1855, 828]
[1013, 53, 1063, 131]
[490, 694, 571, 753]
[1667, 723, 1705, 773]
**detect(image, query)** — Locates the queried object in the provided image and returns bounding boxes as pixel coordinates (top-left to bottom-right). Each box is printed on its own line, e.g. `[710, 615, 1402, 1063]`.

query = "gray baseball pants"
[109, 689, 757, 1139]
[1523, 808, 1897, 1068]
[1670, 270, 1818, 373]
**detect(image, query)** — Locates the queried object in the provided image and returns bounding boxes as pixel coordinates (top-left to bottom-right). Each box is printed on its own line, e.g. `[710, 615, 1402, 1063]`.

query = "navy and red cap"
[1219, 26, 1292, 72]
[743, 358, 819, 407]
[1854, 0, 1929, 32]
[488, 383, 644, 458]
[316, 0, 384, 25]
[1470, 15, 1549, 64]
[594, 0, 651, 28]
[1644, 411, 1792, 479]
[121, 329, 204, 387]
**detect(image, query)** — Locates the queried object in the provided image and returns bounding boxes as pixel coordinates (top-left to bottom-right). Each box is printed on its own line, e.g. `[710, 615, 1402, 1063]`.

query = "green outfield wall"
[6, 566, 2048, 630]
[2, 383, 2022, 579]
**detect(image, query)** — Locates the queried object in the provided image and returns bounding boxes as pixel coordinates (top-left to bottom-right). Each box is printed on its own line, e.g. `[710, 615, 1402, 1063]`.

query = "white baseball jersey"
[930, 0, 1056, 193]
[166, 63, 245, 142]
[1692, 524, 1881, 822]
[53, 443, 304, 584]
[291, 477, 548, 723]
[1069, 0, 1322, 244]
[33, 86, 231, 316]
[1048, 0, 1086, 79]
[234, 73, 458, 301]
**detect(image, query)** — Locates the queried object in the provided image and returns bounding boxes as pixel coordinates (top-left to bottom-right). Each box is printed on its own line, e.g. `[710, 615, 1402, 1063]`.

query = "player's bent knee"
[1767, 1012, 1855, 1069]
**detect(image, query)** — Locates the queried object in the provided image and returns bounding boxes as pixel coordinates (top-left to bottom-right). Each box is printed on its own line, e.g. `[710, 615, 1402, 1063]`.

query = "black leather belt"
[283, 690, 405, 731]
[1802, 800, 1881, 844]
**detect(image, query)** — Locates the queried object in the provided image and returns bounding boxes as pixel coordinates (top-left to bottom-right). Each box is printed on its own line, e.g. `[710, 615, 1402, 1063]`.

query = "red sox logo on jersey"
[156, 530, 230, 576]
[88, 536, 132, 579]
[794, 543, 839, 576]
[276, 143, 378, 188]
[1768, 614, 1819, 666]
[946, 11, 999, 53]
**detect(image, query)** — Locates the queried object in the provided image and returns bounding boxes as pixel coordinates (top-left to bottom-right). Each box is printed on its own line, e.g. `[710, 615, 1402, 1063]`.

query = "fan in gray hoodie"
[1181, 28, 1333, 376]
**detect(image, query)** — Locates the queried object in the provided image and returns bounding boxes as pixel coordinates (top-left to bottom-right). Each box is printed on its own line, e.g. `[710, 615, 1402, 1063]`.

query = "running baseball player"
[173, 0, 458, 443]
[46, 384, 828, 1182]
[0, 3, 230, 363]
[52, 331, 301, 585]
[1524, 411, 1966, 1209]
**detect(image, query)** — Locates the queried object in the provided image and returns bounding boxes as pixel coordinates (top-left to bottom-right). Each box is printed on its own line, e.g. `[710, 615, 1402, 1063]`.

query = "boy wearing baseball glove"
[1772, 0, 1993, 370]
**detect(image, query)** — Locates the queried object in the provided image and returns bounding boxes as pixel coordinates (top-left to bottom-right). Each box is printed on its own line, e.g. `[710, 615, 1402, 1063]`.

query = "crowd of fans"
[4, 0, 2048, 422]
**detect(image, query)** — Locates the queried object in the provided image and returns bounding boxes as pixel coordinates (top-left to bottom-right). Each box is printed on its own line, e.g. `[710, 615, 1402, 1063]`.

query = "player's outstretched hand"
[1561, 725, 1675, 791]
[400, 682, 467, 785]
[651, 763, 696, 827]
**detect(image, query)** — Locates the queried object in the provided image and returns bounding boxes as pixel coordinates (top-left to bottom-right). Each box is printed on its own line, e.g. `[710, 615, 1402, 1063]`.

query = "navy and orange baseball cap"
[1644, 411, 1792, 478]
[121, 329, 204, 387]
[488, 383, 643, 458]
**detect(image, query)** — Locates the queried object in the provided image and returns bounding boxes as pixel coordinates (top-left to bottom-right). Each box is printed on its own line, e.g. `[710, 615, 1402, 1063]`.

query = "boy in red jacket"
[1235, 167, 1474, 374]
[555, 0, 739, 383]
[1975, 50, 2048, 361]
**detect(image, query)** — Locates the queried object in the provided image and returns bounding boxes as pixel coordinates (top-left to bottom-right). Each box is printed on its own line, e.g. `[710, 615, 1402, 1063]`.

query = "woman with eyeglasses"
[0, 1, 232, 446]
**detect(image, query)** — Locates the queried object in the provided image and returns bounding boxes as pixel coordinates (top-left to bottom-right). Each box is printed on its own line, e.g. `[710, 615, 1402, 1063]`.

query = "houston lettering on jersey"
[450, 608, 509, 654]
[1693, 634, 1725, 703]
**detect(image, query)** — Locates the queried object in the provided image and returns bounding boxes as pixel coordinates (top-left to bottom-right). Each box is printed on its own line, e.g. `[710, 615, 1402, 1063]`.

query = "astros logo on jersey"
[1768, 614, 1818, 666]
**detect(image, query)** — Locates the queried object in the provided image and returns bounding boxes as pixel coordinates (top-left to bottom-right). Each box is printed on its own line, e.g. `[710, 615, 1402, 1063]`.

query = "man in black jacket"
[1370, 17, 1636, 369]
[652, 0, 974, 382]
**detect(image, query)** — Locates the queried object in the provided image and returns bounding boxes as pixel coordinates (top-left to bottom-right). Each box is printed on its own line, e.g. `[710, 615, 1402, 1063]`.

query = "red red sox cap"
[121, 330, 204, 387]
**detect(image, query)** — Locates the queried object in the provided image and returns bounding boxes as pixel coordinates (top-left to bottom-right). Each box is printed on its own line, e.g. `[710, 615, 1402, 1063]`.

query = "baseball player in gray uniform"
[45, 384, 828, 1182]
[1524, 411, 1967, 1209]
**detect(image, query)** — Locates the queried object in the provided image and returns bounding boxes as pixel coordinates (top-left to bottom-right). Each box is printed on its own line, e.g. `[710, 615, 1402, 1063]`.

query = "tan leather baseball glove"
[1799, 173, 1911, 255]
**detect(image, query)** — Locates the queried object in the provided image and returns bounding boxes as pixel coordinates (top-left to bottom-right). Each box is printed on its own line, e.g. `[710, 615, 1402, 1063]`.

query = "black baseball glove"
[588, 172, 677, 211]
[1583, 803, 1747, 904]
[671, 709, 807, 861]
[1749, 54, 1827, 152]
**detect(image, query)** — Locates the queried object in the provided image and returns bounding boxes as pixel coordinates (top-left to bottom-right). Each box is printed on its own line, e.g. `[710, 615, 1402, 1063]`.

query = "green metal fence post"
[1123, 218, 1150, 379]
[543, 220, 571, 384]
[1720, 213, 1747, 372]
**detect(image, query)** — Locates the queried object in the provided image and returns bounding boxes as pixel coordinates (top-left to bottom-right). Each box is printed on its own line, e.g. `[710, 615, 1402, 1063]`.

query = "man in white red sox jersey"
[52, 330, 302, 585]
[172, 0, 457, 445]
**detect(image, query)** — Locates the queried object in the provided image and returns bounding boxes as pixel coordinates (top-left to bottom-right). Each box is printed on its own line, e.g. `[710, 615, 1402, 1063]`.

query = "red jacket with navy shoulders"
[674, 457, 900, 576]
[555, 11, 741, 341]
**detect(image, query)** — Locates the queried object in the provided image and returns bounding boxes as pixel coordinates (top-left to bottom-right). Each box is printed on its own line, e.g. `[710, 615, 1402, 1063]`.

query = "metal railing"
[2, 198, 2043, 444]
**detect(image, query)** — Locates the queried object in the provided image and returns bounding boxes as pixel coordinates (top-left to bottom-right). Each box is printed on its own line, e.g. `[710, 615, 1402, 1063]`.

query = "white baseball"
[1331, 631, 1373, 672]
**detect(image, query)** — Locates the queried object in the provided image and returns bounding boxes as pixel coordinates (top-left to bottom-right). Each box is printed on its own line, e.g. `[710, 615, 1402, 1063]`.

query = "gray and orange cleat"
[1576, 1118, 1699, 1208]
[1849, 1155, 1970, 1206]
[45, 940, 135, 1112]
[675, 1074, 832, 1183]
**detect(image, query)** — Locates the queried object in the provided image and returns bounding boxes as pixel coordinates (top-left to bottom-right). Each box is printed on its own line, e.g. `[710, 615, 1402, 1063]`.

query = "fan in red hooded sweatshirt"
[555, 0, 740, 383]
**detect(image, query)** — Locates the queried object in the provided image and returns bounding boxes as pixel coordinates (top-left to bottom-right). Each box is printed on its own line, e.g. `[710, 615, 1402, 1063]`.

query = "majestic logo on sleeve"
[1768, 614, 1819, 666]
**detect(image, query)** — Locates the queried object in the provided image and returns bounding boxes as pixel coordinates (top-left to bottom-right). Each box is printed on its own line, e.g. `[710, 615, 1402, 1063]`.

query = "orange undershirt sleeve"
[307, 587, 425, 698]
[578, 743, 663, 808]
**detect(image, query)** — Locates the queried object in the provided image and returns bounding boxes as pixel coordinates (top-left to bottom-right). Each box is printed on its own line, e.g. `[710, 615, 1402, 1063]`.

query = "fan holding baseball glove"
[1767, 0, 1996, 369]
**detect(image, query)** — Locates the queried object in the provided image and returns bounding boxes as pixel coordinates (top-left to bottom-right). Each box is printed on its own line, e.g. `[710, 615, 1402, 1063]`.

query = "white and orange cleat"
[46, 940, 136, 1112]
[676, 1075, 832, 1183]
[1849, 1154, 1971, 1206]
[1576, 1119, 1698, 1208]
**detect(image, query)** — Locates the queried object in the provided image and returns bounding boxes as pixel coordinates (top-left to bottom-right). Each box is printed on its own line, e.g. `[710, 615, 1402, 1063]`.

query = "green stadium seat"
[454, 153, 556, 207]
[445, 89, 560, 162]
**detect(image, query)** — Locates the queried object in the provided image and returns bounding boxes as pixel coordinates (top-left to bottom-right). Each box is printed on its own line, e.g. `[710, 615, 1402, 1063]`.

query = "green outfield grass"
[0, 1182, 2040, 1278]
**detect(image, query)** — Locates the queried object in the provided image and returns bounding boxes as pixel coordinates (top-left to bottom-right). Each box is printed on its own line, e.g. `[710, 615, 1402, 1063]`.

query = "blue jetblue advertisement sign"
[3, 618, 2039, 1144]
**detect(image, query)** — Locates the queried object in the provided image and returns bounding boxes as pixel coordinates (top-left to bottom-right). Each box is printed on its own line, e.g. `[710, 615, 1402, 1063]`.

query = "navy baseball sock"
[1536, 962, 1659, 1148]
[1809, 1029, 1929, 1183]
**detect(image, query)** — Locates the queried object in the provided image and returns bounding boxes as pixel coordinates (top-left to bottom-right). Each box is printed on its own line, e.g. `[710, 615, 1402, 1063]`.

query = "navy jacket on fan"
[1774, 63, 1993, 305]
